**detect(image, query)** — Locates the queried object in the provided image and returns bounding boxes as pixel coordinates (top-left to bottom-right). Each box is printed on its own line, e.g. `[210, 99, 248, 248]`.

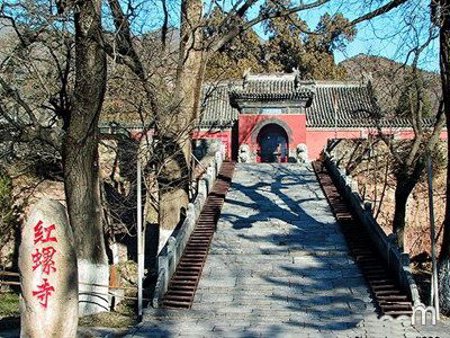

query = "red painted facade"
[238, 114, 306, 162]
[191, 123, 448, 162]
[306, 129, 448, 159]
[189, 76, 449, 162]
[306, 129, 368, 159]
[191, 130, 232, 159]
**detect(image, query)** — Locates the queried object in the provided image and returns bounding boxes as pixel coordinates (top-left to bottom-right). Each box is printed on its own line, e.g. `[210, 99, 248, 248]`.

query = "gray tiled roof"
[199, 84, 239, 128]
[307, 82, 436, 128]
[307, 83, 374, 128]
[198, 77, 433, 129]
[229, 75, 315, 104]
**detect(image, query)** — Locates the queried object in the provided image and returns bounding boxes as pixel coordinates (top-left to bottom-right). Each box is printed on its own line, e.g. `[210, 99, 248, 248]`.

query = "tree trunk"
[158, 0, 206, 237]
[440, 142, 450, 314]
[63, 0, 109, 315]
[438, 0, 450, 315]
[392, 182, 411, 251]
[176, 0, 206, 133]
[393, 161, 426, 252]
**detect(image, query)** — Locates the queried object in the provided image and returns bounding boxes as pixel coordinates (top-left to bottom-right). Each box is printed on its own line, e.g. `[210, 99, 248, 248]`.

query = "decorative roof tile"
[198, 84, 238, 128]
[307, 84, 374, 128]
[229, 74, 315, 106]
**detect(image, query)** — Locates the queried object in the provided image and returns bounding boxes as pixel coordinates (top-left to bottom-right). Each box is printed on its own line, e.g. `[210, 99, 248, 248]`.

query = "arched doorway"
[257, 124, 289, 163]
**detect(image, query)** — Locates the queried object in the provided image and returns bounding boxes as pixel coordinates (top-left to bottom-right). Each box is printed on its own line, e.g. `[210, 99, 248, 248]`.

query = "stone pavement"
[127, 164, 449, 337]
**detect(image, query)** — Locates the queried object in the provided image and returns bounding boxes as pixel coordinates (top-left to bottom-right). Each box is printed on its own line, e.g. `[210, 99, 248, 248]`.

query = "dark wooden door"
[257, 124, 288, 163]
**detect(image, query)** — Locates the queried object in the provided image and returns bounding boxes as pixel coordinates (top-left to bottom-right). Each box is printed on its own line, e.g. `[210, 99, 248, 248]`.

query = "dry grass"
[0, 290, 138, 331]
[0, 292, 20, 331]
[0, 292, 20, 318]
[78, 296, 138, 329]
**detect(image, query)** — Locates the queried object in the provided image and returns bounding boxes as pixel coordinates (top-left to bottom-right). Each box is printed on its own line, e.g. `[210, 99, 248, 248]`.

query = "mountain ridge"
[339, 54, 441, 115]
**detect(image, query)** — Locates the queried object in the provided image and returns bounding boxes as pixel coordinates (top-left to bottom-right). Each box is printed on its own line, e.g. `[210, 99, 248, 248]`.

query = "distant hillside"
[340, 54, 441, 116]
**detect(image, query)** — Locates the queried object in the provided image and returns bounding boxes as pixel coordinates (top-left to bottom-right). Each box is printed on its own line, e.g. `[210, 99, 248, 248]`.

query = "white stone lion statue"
[296, 143, 308, 163]
[238, 144, 253, 163]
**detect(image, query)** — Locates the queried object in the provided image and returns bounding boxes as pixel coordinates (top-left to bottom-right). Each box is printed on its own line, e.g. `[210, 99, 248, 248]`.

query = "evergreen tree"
[303, 13, 356, 79]
[262, 0, 308, 73]
[205, 8, 265, 80]
[206, 2, 356, 80]
[396, 72, 433, 118]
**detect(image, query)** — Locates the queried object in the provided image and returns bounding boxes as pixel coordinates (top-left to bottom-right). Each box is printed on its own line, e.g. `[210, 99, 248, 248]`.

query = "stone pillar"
[198, 179, 207, 199]
[19, 198, 78, 338]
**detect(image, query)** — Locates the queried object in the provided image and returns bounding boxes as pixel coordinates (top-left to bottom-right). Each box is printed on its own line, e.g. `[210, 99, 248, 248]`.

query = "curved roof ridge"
[314, 80, 367, 88]
[245, 73, 297, 81]
[202, 79, 240, 88]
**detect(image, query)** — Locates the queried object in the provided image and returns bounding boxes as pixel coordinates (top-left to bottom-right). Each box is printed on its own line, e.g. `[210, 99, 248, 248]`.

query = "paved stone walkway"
[128, 164, 449, 337]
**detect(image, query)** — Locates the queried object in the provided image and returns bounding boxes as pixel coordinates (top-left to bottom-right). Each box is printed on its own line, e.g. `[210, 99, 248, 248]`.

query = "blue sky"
[248, 0, 440, 72]
[119, 0, 441, 72]
[332, 6, 439, 72]
[2, 0, 440, 73]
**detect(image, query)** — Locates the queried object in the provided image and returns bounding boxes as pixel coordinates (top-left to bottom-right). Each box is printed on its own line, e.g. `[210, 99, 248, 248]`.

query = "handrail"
[152, 147, 225, 308]
[322, 151, 421, 305]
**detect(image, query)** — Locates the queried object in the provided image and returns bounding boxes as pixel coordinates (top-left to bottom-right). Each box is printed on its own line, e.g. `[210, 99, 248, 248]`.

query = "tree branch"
[0, 77, 39, 126]
[161, 0, 169, 50]
[210, 0, 409, 53]
[210, 0, 330, 52]
[350, 0, 408, 26]
[106, 0, 160, 117]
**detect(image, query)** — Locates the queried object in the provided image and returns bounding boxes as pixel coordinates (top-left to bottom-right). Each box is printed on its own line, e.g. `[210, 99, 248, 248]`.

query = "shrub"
[0, 169, 19, 266]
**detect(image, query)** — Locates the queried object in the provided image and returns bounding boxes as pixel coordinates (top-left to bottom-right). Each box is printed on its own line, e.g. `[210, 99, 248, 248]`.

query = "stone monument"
[19, 199, 78, 338]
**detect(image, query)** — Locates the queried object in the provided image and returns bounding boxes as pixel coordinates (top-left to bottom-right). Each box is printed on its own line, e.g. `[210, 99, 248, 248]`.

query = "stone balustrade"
[322, 151, 421, 306]
[152, 147, 225, 308]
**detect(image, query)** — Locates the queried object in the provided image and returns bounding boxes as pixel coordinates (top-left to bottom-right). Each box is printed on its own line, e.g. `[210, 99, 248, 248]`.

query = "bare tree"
[1, 0, 430, 314]
[377, 37, 445, 251]
[58, 0, 109, 314]
[103, 0, 411, 232]
[1, 0, 109, 314]
[437, 0, 450, 316]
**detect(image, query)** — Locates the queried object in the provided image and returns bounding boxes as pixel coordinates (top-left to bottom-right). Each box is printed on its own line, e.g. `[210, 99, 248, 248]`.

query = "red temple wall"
[394, 130, 447, 140]
[306, 129, 448, 159]
[190, 124, 448, 162]
[306, 129, 367, 159]
[191, 130, 232, 159]
[238, 114, 306, 156]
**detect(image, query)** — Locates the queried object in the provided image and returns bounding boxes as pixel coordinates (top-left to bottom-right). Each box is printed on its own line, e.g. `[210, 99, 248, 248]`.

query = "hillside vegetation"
[340, 54, 441, 116]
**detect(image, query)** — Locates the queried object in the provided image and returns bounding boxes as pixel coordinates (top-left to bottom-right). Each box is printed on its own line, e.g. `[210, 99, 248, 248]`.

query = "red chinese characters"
[31, 247, 57, 275]
[33, 220, 58, 244]
[31, 220, 58, 309]
[32, 278, 55, 309]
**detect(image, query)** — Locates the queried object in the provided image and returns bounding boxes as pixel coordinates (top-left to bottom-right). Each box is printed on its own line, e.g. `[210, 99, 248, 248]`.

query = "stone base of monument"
[78, 259, 110, 315]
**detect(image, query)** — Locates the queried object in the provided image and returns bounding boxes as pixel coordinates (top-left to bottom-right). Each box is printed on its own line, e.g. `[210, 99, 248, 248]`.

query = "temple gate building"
[191, 73, 434, 162]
